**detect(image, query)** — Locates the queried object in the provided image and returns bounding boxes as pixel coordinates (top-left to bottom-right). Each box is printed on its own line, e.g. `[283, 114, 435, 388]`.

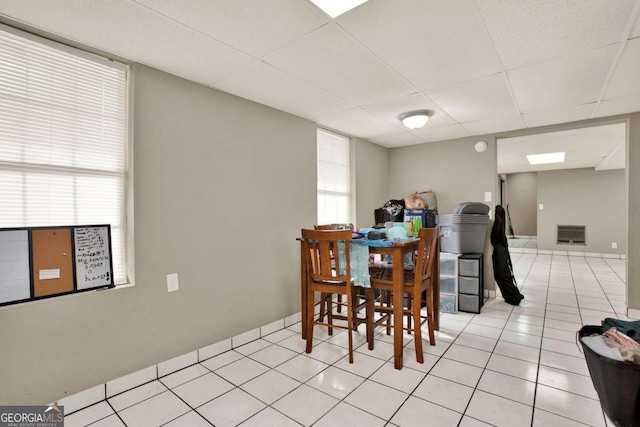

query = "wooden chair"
[369, 227, 438, 363]
[301, 228, 371, 362]
[313, 224, 337, 320]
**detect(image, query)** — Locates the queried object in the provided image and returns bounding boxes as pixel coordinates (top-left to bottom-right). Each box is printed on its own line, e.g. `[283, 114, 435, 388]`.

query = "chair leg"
[306, 288, 315, 354]
[337, 294, 343, 313]
[318, 292, 328, 322]
[406, 293, 413, 335]
[346, 290, 354, 363]
[426, 284, 436, 346]
[413, 288, 424, 363]
[327, 295, 334, 336]
[384, 291, 392, 335]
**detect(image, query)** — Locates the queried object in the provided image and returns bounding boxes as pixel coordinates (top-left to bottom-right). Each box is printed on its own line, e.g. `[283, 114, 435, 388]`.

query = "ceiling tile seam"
[249, 22, 331, 61]
[127, 0, 258, 59]
[123, 1, 352, 111]
[596, 143, 625, 170]
[332, 21, 461, 125]
[230, 58, 361, 115]
[471, 0, 526, 127]
[591, 0, 640, 119]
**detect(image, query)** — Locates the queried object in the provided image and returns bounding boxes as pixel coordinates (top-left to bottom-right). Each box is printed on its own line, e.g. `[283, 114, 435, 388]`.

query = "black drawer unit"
[458, 253, 483, 314]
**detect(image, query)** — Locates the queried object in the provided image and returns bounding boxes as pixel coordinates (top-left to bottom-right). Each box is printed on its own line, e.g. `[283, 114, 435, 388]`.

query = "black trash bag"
[491, 205, 524, 305]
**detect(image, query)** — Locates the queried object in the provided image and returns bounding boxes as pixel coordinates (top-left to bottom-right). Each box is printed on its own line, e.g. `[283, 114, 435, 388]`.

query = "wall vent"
[557, 225, 586, 244]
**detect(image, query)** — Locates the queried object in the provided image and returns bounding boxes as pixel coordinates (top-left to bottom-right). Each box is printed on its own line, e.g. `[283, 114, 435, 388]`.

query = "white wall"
[506, 172, 537, 236]
[537, 168, 626, 253]
[354, 137, 389, 228]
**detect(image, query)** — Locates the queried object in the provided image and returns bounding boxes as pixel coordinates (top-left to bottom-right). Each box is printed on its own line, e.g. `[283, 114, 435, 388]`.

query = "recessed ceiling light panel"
[526, 152, 565, 165]
[310, 0, 369, 18]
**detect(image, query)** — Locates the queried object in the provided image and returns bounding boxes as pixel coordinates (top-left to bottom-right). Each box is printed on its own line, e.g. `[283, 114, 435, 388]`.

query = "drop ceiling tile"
[476, 0, 635, 70]
[509, 44, 618, 113]
[264, 25, 414, 106]
[361, 93, 457, 128]
[368, 132, 424, 148]
[596, 142, 625, 170]
[337, 0, 503, 91]
[427, 74, 519, 123]
[596, 94, 640, 118]
[413, 124, 471, 143]
[522, 104, 596, 128]
[133, 0, 327, 58]
[214, 60, 353, 120]
[462, 116, 526, 136]
[0, 0, 254, 84]
[604, 38, 640, 100]
[317, 108, 405, 139]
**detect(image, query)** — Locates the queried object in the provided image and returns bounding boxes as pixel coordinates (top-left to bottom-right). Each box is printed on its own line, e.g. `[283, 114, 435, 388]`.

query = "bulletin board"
[32, 228, 74, 297]
[0, 224, 114, 306]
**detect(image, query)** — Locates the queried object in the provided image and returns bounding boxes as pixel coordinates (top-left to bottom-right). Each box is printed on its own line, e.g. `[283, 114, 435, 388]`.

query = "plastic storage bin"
[459, 276, 480, 294]
[459, 294, 481, 313]
[459, 258, 480, 277]
[440, 256, 458, 276]
[579, 325, 640, 427]
[439, 293, 457, 313]
[440, 277, 457, 294]
[438, 214, 489, 254]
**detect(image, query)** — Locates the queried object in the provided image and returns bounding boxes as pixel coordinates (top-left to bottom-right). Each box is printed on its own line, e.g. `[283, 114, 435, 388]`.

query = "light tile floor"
[507, 236, 538, 249]
[66, 253, 632, 427]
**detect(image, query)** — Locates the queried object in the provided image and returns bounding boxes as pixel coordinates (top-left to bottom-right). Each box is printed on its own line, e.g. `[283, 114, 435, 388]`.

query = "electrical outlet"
[484, 192, 492, 202]
[167, 273, 179, 292]
[539, 204, 544, 210]
[612, 242, 618, 249]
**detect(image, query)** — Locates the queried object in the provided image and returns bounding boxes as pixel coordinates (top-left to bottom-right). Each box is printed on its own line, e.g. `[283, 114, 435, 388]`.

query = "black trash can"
[578, 325, 640, 427]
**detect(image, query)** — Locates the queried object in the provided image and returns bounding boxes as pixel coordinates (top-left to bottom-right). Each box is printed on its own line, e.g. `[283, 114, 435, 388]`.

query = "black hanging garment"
[491, 205, 524, 305]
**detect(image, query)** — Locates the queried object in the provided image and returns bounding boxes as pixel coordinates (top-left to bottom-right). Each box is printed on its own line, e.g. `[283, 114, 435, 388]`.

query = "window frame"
[316, 128, 353, 226]
[0, 23, 131, 288]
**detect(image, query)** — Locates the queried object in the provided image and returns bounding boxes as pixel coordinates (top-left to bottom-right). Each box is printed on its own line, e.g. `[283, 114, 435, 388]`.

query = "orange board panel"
[32, 228, 74, 297]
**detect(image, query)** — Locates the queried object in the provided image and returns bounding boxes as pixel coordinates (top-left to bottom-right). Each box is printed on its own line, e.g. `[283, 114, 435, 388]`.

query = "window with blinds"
[317, 129, 350, 225]
[0, 25, 129, 284]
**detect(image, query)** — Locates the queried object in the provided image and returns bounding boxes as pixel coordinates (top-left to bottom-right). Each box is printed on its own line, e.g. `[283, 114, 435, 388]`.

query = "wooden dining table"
[299, 234, 441, 370]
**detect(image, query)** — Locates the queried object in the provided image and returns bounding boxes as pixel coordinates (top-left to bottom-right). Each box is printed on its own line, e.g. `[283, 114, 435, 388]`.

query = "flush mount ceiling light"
[399, 110, 432, 129]
[526, 152, 566, 165]
[310, 0, 369, 18]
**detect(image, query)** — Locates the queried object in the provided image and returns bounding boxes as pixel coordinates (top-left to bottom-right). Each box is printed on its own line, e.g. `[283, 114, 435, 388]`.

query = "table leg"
[392, 246, 404, 370]
[300, 242, 307, 340]
[433, 238, 440, 331]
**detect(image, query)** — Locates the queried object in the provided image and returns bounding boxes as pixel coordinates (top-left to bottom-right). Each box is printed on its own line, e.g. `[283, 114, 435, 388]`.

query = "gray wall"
[388, 136, 499, 290]
[353, 137, 389, 228]
[506, 172, 537, 236]
[0, 64, 319, 404]
[537, 168, 626, 253]
[628, 114, 640, 311]
[389, 137, 498, 214]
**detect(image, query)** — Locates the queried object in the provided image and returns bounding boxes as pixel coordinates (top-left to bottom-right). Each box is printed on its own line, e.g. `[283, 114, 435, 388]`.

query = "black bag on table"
[579, 325, 640, 427]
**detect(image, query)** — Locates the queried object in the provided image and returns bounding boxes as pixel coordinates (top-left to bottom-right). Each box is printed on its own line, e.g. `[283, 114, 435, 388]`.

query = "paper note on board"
[39, 269, 61, 280]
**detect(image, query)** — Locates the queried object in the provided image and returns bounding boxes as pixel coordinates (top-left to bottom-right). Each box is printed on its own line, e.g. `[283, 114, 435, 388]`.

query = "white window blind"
[0, 25, 129, 284]
[317, 129, 350, 225]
